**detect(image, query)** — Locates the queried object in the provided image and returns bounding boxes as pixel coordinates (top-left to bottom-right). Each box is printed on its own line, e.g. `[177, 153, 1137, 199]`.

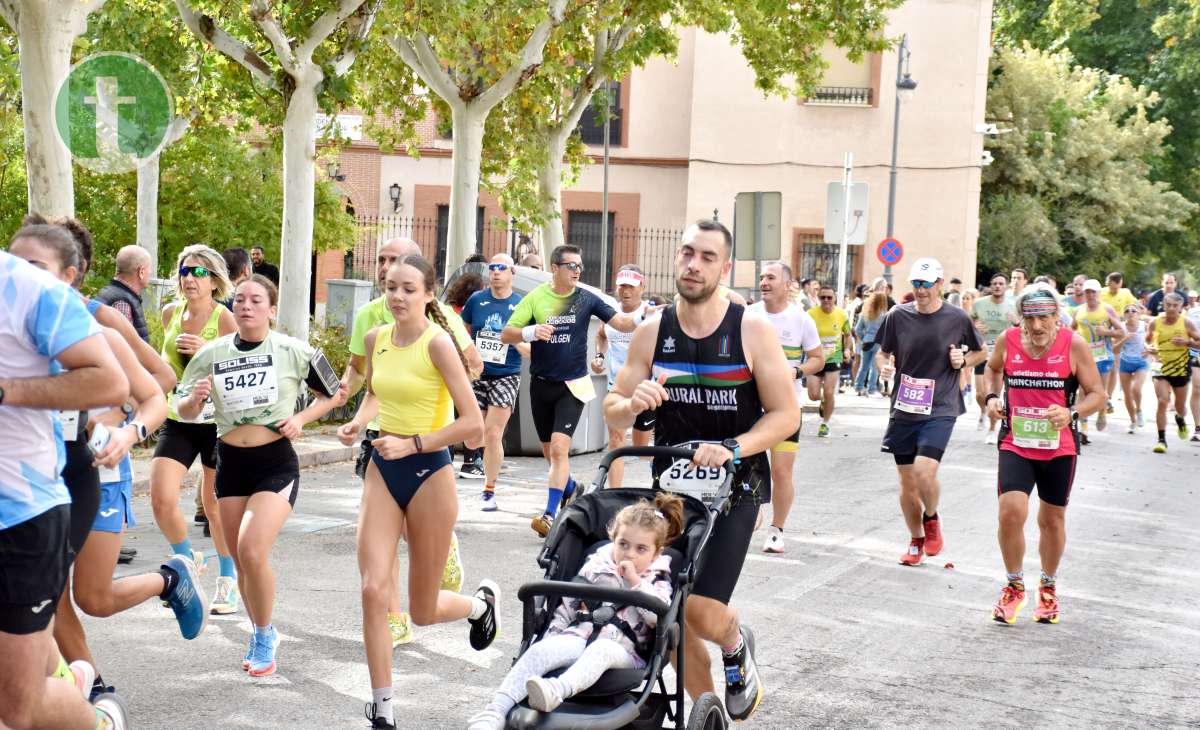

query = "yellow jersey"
[1153, 315, 1191, 377]
[371, 323, 452, 435]
[1100, 287, 1137, 314]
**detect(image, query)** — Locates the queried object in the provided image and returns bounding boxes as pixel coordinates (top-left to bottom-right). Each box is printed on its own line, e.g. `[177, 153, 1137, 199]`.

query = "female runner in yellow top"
[337, 255, 496, 730]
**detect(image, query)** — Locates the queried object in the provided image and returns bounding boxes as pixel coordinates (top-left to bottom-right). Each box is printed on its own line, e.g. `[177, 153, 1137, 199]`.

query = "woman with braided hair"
[336, 255, 498, 730]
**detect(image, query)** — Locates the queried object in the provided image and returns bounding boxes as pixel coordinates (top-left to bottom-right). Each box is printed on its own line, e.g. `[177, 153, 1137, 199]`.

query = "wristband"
[412, 434, 423, 453]
[521, 325, 538, 343]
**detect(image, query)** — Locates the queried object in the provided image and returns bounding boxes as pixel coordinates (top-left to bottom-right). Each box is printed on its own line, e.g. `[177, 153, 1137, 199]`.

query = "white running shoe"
[985, 430, 998, 445]
[762, 531, 785, 554]
[210, 576, 240, 615]
[1096, 409, 1107, 432]
[1128, 423, 1136, 434]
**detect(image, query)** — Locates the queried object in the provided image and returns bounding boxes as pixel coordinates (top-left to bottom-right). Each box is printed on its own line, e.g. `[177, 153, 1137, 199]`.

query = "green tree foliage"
[0, 123, 355, 283]
[980, 45, 1195, 281]
[992, 0, 1200, 284]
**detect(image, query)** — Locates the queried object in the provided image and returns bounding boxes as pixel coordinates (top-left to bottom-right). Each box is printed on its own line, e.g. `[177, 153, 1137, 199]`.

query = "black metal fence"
[346, 214, 683, 297]
[807, 86, 873, 106]
[797, 243, 859, 294]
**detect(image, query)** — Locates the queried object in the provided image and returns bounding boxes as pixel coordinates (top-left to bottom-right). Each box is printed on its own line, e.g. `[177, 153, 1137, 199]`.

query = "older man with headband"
[875, 258, 986, 566]
[593, 265, 655, 489]
[984, 284, 1105, 624]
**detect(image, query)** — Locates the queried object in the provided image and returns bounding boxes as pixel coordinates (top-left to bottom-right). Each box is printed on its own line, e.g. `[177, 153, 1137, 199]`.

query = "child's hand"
[618, 560, 641, 587]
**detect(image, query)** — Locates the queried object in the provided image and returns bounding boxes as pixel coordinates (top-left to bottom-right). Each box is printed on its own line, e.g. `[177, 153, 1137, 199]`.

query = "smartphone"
[87, 422, 111, 457]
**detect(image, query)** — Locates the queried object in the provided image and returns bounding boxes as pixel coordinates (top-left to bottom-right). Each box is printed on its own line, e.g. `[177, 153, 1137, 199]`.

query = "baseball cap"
[1082, 279, 1101, 292]
[908, 258, 943, 284]
[615, 269, 644, 287]
[1189, 290, 1198, 298]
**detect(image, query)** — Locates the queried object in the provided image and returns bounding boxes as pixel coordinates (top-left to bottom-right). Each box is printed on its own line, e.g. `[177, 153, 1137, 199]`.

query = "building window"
[436, 204, 484, 276]
[793, 230, 858, 295]
[577, 82, 622, 146]
[566, 211, 615, 289]
[803, 43, 877, 108]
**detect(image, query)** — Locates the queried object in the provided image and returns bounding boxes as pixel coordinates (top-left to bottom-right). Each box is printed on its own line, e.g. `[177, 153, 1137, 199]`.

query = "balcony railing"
[806, 86, 873, 107]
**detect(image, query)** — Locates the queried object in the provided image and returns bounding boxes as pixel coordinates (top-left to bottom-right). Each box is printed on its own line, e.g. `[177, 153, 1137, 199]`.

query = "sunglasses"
[910, 280, 936, 289]
[179, 265, 211, 279]
[488, 263, 509, 272]
[819, 295, 835, 301]
[557, 262, 584, 273]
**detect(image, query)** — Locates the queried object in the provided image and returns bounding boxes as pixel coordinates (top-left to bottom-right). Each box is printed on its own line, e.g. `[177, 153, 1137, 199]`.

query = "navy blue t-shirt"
[462, 289, 524, 377]
[506, 283, 616, 381]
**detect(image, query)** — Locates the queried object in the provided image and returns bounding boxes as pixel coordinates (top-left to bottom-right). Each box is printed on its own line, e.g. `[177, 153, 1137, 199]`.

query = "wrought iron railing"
[806, 86, 873, 106]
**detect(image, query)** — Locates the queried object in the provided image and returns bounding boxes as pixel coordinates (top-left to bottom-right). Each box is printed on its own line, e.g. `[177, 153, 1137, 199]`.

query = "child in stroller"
[468, 493, 685, 729]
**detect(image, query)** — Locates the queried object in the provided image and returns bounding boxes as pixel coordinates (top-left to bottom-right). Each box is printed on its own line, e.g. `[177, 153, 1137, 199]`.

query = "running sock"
[158, 564, 180, 599]
[1158, 429, 1166, 442]
[721, 633, 744, 657]
[371, 688, 394, 724]
[1176, 415, 1187, 428]
[545, 487, 565, 517]
[1040, 572, 1056, 587]
[483, 484, 495, 495]
[923, 512, 938, 522]
[169, 539, 192, 558]
[254, 624, 274, 641]
[218, 555, 236, 579]
[1005, 572, 1025, 591]
[468, 596, 488, 621]
[545, 477, 576, 516]
[769, 525, 783, 535]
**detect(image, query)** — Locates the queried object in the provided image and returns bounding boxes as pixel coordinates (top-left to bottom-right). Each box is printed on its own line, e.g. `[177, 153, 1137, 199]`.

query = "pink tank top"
[1000, 326, 1078, 459]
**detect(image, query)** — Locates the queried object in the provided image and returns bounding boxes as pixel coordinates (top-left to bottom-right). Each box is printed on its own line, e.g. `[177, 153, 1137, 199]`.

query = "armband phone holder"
[308, 350, 341, 398]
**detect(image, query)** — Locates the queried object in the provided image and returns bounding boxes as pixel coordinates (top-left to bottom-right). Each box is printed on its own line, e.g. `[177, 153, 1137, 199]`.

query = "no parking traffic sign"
[876, 238, 903, 266]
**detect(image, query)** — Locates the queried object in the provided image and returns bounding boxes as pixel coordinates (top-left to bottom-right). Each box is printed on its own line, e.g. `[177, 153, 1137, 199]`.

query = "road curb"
[130, 441, 354, 497]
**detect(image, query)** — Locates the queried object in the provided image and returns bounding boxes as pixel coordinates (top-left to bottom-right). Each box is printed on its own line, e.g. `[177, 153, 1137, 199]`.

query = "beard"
[675, 274, 719, 304]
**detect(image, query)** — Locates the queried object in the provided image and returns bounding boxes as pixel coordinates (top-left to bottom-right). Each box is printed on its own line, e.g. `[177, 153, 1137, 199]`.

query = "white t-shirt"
[0, 252, 101, 530]
[748, 301, 821, 400]
[1186, 305, 1200, 357]
[604, 302, 648, 388]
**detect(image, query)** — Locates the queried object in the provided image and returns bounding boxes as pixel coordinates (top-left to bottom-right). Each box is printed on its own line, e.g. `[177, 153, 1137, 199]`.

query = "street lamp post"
[884, 33, 917, 284]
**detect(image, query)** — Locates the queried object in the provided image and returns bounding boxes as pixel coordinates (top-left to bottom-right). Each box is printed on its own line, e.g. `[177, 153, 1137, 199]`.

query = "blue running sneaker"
[162, 555, 208, 640]
[248, 626, 278, 677]
[241, 632, 257, 671]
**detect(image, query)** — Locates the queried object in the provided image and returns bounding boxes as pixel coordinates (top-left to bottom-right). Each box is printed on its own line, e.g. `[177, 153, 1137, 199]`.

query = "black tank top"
[651, 303, 770, 502]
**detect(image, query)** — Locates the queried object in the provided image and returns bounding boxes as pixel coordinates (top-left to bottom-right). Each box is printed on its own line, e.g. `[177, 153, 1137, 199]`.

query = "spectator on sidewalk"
[95, 244, 153, 343]
[221, 247, 252, 310]
[251, 245, 280, 285]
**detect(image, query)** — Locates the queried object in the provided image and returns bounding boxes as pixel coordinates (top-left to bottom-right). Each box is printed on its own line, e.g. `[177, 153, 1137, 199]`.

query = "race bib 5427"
[214, 354, 278, 412]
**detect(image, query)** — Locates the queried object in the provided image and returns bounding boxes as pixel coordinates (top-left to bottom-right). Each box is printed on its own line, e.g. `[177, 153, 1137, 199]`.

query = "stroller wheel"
[687, 692, 727, 730]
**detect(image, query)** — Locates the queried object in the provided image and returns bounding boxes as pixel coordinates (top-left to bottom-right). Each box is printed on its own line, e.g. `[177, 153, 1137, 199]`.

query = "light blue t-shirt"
[0, 251, 101, 529]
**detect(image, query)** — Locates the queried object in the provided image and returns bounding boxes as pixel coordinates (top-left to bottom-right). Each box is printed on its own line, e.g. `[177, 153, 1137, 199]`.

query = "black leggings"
[62, 440, 101, 557]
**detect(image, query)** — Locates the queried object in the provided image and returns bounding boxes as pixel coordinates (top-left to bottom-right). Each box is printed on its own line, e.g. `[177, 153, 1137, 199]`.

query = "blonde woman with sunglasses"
[150, 245, 239, 613]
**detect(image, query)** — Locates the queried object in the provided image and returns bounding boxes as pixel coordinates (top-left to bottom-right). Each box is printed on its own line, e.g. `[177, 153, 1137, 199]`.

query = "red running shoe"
[1033, 584, 1060, 624]
[923, 515, 944, 556]
[992, 584, 1027, 624]
[899, 538, 924, 566]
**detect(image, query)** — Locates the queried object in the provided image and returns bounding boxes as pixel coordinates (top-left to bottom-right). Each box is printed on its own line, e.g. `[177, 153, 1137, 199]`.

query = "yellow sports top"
[371, 323, 452, 435]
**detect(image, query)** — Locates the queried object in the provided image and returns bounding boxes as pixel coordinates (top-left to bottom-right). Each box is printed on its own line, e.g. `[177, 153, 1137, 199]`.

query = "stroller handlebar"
[590, 445, 736, 512]
[516, 580, 672, 619]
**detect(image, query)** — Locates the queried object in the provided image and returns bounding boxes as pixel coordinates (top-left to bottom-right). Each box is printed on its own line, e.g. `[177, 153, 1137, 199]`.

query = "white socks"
[371, 687, 393, 724]
[468, 595, 488, 621]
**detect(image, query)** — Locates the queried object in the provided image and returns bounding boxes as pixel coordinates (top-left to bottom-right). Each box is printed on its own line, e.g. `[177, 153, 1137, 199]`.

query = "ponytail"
[654, 492, 685, 546]
[426, 300, 471, 377]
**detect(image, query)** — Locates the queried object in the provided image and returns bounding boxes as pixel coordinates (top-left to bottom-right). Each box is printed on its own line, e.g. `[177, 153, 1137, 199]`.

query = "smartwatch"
[130, 420, 149, 442]
[120, 401, 135, 418]
[720, 438, 741, 465]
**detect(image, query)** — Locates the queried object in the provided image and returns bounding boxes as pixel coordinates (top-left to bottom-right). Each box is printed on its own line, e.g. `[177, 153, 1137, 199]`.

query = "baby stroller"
[506, 445, 735, 730]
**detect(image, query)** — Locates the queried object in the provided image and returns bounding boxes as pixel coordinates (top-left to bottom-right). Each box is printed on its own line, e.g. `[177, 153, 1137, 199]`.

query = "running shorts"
[973, 359, 988, 376]
[691, 497, 757, 604]
[473, 374, 520, 411]
[529, 376, 585, 442]
[0, 505, 72, 634]
[1119, 357, 1148, 374]
[1095, 359, 1113, 376]
[215, 439, 300, 507]
[772, 428, 800, 454]
[1154, 373, 1191, 389]
[92, 480, 135, 534]
[63, 439, 101, 556]
[1191, 355, 1199, 370]
[370, 448, 452, 510]
[881, 416, 957, 465]
[633, 409, 656, 433]
[819, 361, 842, 375]
[997, 450, 1076, 508]
[154, 418, 218, 470]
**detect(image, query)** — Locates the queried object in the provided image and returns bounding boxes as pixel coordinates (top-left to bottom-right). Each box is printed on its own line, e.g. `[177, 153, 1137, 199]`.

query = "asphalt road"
[89, 391, 1200, 729]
